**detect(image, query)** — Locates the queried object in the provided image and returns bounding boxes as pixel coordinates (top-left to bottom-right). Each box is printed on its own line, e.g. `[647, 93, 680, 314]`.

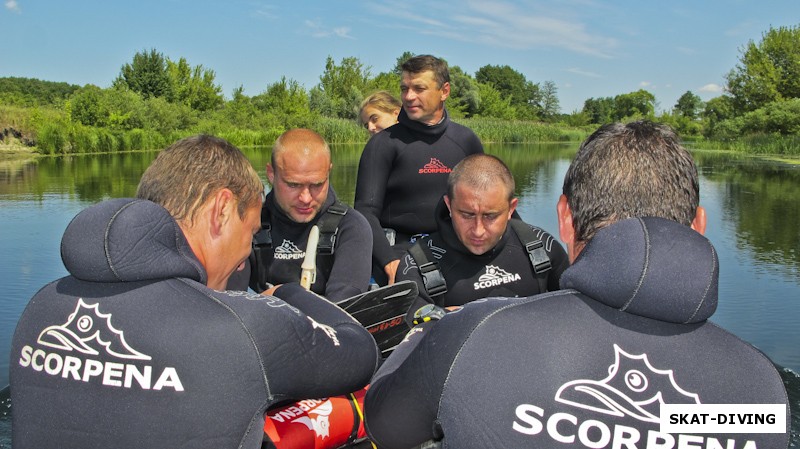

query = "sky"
[2, 1, 798, 114]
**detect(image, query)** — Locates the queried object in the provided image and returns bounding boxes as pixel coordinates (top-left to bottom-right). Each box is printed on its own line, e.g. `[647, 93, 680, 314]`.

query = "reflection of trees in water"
[486, 143, 577, 198]
[694, 151, 800, 275]
[0, 158, 39, 194]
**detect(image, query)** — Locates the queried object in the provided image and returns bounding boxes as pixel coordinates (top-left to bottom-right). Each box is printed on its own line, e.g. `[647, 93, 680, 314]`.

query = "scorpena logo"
[473, 265, 521, 290]
[511, 345, 761, 448]
[555, 345, 700, 422]
[419, 158, 452, 174]
[18, 299, 184, 391]
[274, 239, 305, 260]
[292, 399, 335, 438]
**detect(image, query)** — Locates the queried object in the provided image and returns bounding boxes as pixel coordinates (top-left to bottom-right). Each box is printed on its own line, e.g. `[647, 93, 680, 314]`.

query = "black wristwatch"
[412, 304, 447, 325]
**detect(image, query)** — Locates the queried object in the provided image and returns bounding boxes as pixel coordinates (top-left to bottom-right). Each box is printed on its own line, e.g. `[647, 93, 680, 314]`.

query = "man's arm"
[324, 208, 373, 301]
[354, 136, 398, 269]
[252, 284, 381, 399]
[365, 302, 492, 449]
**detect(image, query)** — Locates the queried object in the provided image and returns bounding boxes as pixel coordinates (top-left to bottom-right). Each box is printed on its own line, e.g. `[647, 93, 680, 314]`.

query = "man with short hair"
[364, 121, 790, 449]
[10, 134, 379, 449]
[355, 54, 484, 286]
[228, 128, 372, 302]
[396, 154, 568, 322]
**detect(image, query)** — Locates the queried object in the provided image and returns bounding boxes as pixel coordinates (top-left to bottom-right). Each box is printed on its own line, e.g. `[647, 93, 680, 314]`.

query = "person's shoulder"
[339, 204, 371, 230]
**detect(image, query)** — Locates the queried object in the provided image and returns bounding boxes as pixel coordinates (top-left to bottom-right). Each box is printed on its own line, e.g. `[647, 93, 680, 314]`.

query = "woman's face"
[360, 105, 399, 135]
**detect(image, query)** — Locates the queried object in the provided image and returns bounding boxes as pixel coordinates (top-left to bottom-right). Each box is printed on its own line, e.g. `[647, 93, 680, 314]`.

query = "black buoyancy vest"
[250, 200, 348, 292]
[409, 219, 552, 298]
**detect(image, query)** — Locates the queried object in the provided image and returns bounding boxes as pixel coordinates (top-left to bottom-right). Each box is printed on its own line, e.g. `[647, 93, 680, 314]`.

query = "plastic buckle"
[253, 224, 272, 249]
[419, 262, 447, 297]
[525, 240, 551, 274]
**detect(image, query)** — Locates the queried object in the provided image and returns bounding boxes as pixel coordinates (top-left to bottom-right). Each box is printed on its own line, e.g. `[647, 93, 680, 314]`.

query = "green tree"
[540, 80, 560, 120]
[475, 65, 541, 118]
[114, 49, 173, 100]
[252, 77, 314, 128]
[674, 91, 703, 119]
[393, 51, 416, 76]
[726, 25, 800, 113]
[702, 95, 735, 137]
[317, 56, 371, 119]
[582, 97, 615, 124]
[613, 89, 656, 120]
[475, 83, 516, 119]
[166, 58, 223, 111]
[447, 66, 481, 118]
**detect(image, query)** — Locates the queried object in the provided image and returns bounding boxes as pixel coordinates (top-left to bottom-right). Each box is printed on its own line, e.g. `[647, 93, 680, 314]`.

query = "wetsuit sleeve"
[364, 303, 489, 449]
[324, 209, 373, 301]
[265, 283, 380, 399]
[354, 136, 398, 268]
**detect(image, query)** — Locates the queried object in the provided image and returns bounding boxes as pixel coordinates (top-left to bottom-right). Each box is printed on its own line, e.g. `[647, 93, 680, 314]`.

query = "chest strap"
[408, 239, 448, 299]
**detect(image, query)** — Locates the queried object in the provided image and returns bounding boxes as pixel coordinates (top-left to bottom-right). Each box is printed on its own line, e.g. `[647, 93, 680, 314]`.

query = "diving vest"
[408, 219, 552, 298]
[250, 200, 348, 292]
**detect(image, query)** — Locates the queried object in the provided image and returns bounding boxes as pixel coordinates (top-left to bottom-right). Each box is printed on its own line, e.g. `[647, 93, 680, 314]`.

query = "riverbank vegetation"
[1, 24, 798, 156]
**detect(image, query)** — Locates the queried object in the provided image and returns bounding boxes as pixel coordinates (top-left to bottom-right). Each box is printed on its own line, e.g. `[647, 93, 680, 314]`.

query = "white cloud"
[5, 0, 20, 12]
[367, 0, 617, 58]
[699, 83, 723, 93]
[639, 81, 651, 87]
[567, 68, 601, 78]
[303, 20, 353, 39]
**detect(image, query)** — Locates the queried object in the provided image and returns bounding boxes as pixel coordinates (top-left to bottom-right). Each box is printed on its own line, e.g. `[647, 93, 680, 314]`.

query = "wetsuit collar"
[61, 198, 207, 285]
[560, 217, 718, 324]
[397, 108, 450, 137]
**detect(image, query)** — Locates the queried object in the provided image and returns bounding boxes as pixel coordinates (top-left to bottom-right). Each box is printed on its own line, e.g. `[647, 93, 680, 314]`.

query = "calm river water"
[1, 142, 798, 444]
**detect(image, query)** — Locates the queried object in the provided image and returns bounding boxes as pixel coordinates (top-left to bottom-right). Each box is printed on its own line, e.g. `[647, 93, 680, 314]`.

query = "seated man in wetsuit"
[10, 135, 380, 449]
[355, 54, 484, 286]
[227, 128, 373, 302]
[395, 154, 568, 323]
[364, 121, 790, 449]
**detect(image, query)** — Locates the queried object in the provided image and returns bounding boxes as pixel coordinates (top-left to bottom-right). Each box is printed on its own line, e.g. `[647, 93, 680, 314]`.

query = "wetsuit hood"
[61, 198, 207, 284]
[560, 217, 718, 324]
[396, 107, 450, 137]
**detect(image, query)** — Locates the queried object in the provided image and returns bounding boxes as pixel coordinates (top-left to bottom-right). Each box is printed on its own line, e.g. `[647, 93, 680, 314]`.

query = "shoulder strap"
[408, 239, 448, 299]
[508, 219, 552, 293]
[316, 199, 348, 256]
[250, 206, 273, 292]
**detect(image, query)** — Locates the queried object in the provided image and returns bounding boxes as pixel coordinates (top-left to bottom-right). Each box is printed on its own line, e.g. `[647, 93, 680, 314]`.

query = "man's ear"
[440, 81, 451, 101]
[443, 195, 452, 216]
[691, 205, 707, 235]
[266, 164, 275, 186]
[557, 195, 574, 245]
[209, 188, 236, 237]
[508, 197, 518, 219]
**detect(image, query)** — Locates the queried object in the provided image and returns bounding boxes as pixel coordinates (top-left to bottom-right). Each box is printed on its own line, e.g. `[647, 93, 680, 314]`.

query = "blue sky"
[2, 1, 798, 114]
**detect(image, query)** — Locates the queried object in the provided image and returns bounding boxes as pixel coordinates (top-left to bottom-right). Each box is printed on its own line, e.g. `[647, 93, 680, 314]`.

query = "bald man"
[228, 129, 373, 301]
[394, 154, 568, 323]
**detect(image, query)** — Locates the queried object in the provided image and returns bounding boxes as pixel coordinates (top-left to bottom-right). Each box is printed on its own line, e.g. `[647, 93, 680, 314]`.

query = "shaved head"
[447, 154, 515, 202]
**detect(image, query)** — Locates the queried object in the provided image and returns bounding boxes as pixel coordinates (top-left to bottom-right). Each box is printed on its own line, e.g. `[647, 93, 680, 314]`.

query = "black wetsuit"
[396, 199, 568, 322]
[354, 108, 483, 281]
[10, 198, 380, 449]
[365, 218, 790, 449]
[227, 187, 373, 302]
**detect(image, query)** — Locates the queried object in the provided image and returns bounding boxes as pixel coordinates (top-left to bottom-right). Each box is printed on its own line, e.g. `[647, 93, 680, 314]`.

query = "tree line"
[1, 24, 798, 155]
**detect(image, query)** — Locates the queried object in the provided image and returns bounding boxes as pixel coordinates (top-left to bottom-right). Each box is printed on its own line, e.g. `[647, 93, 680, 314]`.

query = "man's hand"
[384, 259, 400, 285]
[261, 284, 281, 296]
